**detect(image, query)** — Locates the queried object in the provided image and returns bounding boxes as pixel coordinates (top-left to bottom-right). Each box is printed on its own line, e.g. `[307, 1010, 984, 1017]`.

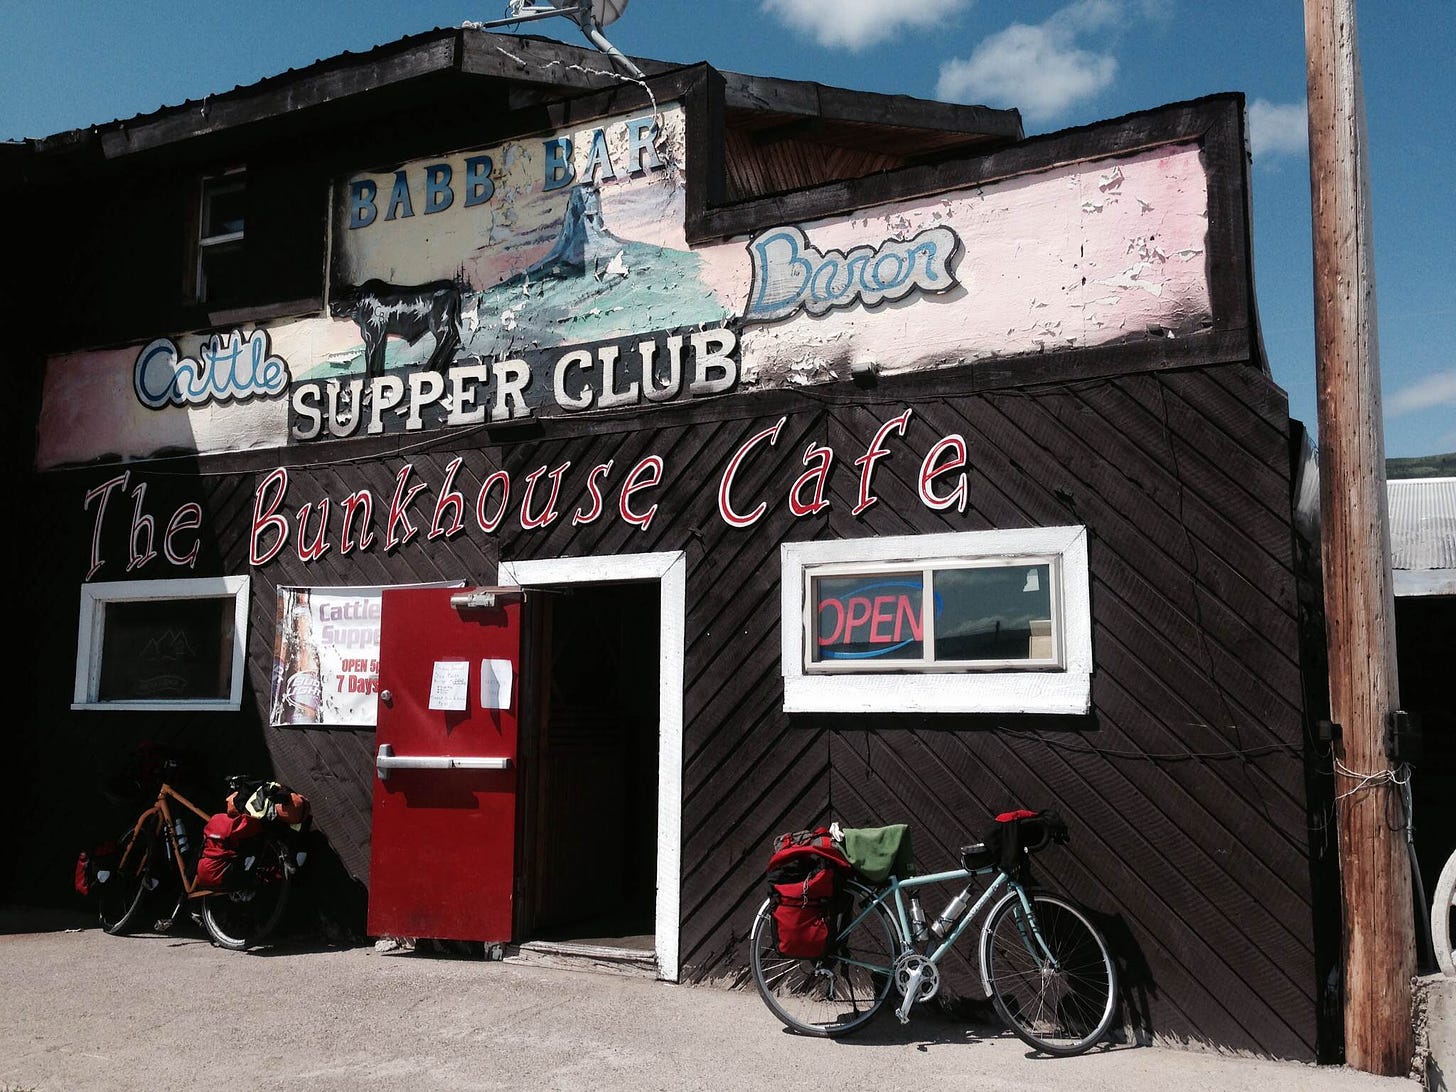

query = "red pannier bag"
[765, 827, 851, 959]
[196, 811, 262, 890]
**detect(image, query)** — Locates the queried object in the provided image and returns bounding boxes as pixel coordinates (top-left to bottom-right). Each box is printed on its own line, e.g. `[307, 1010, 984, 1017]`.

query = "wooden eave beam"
[99, 38, 462, 158]
[721, 71, 1023, 143]
[458, 31, 675, 89]
[92, 28, 676, 160]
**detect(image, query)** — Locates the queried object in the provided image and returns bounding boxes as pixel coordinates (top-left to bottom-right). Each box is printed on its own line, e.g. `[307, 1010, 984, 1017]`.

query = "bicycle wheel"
[983, 891, 1118, 1057]
[1432, 849, 1456, 976]
[97, 823, 159, 935]
[200, 840, 292, 951]
[749, 878, 900, 1037]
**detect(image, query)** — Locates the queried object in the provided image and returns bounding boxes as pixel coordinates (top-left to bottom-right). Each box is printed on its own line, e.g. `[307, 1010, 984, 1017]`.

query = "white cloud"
[1248, 99, 1308, 160]
[1387, 369, 1456, 417]
[935, 0, 1125, 123]
[761, 0, 973, 51]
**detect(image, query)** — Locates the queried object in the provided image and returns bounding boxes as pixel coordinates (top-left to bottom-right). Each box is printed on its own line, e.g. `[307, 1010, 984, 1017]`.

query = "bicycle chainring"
[892, 952, 940, 1001]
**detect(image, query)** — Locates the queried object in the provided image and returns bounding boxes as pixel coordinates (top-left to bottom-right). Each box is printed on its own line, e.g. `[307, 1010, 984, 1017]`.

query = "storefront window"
[73, 577, 250, 711]
[782, 528, 1091, 714]
[810, 560, 1060, 670]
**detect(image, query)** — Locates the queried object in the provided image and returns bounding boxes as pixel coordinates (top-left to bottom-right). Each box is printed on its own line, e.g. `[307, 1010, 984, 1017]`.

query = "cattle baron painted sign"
[744, 225, 961, 323]
[39, 140, 1214, 470]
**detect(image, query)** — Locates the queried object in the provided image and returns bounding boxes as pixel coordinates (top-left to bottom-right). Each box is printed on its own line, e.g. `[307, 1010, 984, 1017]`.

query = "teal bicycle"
[748, 814, 1118, 1056]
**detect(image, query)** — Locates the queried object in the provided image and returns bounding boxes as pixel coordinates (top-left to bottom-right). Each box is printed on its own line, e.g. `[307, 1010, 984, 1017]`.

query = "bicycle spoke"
[749, 880, 900, 1037]
[986, 893, 1117, 1056]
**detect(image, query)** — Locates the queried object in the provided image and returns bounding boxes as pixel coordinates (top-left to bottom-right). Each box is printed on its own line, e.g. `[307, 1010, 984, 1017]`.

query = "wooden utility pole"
[1304, 0, 1413, 1075]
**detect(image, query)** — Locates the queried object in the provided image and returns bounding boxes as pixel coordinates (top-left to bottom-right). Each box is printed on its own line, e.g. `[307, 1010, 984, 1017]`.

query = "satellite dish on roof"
[577, 0, 630, 28]
[474, 0, 643, 77]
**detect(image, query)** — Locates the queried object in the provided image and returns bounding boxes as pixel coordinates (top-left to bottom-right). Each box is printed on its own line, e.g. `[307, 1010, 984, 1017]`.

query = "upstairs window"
[196, 171, 246, 303]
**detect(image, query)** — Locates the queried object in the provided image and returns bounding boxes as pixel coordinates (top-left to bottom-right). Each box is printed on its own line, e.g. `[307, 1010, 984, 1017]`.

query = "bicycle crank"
[892, 952, 940, 1014]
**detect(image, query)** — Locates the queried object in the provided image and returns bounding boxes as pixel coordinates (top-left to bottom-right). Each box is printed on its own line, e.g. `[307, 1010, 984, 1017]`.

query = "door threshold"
[504, 939, 659, 979]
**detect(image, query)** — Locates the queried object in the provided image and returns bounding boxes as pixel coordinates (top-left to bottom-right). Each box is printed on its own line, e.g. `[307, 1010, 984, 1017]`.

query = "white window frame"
[804, 554, 1065, 674]
[73, 576, 251, 712]
[781, 527, 1092, 715]
[196, 170, 246, 301]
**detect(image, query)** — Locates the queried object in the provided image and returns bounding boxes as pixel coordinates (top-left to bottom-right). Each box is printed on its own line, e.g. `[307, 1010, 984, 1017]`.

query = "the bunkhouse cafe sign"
[79, 408, 970, 578]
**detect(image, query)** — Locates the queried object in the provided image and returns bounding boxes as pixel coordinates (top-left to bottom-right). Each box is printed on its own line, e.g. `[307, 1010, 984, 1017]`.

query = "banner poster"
[269, 583, 458, 727]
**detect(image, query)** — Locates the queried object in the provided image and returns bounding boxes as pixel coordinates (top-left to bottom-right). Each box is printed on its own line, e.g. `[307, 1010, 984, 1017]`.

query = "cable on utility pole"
[1303, 0, 1414, 1075]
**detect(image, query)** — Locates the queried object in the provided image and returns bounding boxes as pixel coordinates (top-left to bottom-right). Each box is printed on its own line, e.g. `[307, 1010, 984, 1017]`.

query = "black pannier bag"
[764, 827, 852, 958]
[963, 809, 1069, 877]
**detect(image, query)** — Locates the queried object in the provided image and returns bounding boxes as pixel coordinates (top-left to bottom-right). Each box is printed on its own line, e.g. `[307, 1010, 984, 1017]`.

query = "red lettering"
[869, 595, 897, 643]
[790, 442, 833, 517]
[853, 409, 912, 516]
[428, 456, 468, 540]
[341, 489, 374, 553]
[476, 470, 510, 532]
[895, 595, 923, 643]
[83, 471, 130, 581]
[163, 503, 202, 569]
[620, 455, 663, 530]
[844, 596, 873, 640]
[295, 500, 332, 562]
[817, 599, 845, 646]
[520, 461, 571, 530]
[573, 461, 613, 525]
[919, 434, 967, 512]
[386, 463, 427, 548]
[718, 416, 785, 528]
[127, 481, 157, 572]
[250, 468, 290, 566]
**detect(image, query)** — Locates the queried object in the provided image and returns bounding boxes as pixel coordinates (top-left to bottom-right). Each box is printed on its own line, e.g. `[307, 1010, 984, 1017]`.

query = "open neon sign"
[815, 579, 944, 659]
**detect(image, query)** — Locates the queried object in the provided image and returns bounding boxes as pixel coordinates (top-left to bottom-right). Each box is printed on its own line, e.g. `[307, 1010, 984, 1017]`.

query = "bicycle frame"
[840, 865, 1063, 1021]
[119, 783, 214, 898]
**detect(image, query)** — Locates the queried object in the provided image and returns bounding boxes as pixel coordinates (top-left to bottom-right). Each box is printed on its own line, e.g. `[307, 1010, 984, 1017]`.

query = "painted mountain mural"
[311, 182, 730, 380]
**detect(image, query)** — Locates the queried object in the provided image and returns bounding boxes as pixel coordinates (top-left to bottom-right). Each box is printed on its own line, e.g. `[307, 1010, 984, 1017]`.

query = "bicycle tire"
[97, 823, 159, 936]
[749, 877, 901, 1037]
[200, 839, 292, 951]
[983, 891, 1118, 1057]
[1432, 850, 1456, 976]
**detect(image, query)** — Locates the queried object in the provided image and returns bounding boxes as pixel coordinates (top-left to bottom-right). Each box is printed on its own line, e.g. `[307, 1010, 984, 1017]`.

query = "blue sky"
[4, 1, 1452, 458]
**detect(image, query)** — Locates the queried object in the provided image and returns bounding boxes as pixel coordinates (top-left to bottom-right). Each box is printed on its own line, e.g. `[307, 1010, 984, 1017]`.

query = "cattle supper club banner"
[37, 97, 1213, 472]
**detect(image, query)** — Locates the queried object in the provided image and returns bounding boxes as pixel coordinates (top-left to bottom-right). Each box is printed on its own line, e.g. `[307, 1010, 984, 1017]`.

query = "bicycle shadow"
[793, 999, 1143, 1056]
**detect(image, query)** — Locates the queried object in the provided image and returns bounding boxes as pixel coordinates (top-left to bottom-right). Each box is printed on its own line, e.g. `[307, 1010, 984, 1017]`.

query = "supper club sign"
[79, 409, 969, 578]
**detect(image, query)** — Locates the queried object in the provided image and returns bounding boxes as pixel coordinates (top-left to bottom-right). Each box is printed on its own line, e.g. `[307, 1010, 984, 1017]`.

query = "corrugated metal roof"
[1388, 477, 1456, 572]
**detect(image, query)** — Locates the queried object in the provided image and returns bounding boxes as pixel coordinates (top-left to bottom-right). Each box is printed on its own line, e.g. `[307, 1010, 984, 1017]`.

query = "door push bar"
[375, 743, 512, 781]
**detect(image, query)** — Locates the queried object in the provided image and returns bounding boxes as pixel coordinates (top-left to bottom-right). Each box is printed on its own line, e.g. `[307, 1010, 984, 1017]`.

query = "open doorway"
[517, 581, 660, 951]
[500, 550, 684, 979]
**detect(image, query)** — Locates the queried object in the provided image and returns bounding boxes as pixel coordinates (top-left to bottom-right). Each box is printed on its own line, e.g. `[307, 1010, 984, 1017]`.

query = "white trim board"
[499, 551, 686, 982]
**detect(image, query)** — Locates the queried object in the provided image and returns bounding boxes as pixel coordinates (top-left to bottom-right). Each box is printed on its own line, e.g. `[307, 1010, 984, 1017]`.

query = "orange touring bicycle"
[89, 759, 308, 950]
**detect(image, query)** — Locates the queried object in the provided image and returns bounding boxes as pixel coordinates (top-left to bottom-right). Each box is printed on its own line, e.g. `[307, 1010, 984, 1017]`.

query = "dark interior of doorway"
[518, 581, 660, 951]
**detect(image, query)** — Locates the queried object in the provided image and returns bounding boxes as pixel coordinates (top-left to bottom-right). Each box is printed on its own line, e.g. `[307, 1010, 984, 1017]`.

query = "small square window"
[74, 577, 250, 711]
[197, 173, 246, 303]
[782, 528, 1092, 714]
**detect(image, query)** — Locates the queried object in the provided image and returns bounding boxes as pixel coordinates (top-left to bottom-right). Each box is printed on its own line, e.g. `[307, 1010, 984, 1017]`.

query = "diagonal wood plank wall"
[18, 358, 1325, 1058]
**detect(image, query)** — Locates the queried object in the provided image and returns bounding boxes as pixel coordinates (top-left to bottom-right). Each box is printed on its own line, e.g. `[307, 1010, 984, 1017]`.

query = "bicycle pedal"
[153, 918, 175, 933]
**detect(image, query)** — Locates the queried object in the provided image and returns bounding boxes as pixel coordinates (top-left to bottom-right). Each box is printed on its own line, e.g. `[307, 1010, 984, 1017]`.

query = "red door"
[368, 587, 523, 943]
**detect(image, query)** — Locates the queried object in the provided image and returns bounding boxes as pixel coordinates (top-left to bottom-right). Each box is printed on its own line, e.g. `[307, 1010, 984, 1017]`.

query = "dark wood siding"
[16, 357, 1321, 1058]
